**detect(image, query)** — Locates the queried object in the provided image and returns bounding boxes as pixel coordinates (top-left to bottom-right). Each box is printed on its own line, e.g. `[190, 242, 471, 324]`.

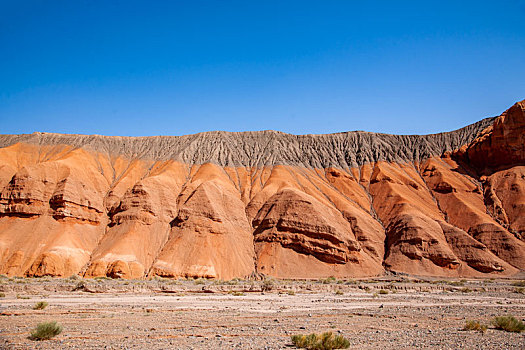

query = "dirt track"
[0, 277, 524, 349]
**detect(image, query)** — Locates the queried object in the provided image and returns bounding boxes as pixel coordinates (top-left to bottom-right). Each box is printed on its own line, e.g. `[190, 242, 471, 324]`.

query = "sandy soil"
[0, 276, 524, 349]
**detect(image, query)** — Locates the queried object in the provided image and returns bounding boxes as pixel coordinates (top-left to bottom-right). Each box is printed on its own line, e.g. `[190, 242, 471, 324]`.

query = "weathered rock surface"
[0, 100, 523, 278]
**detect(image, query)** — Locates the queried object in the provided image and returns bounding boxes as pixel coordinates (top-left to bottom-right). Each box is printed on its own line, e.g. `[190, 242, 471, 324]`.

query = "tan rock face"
[0, 100, 523, 278]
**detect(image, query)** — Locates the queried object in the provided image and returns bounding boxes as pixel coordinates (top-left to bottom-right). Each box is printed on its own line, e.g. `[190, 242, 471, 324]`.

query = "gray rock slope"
[0, 117, 494, 168]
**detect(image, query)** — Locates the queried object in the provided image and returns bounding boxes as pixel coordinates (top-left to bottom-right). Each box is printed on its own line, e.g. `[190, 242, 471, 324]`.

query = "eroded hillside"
[0, 100, 523, 279]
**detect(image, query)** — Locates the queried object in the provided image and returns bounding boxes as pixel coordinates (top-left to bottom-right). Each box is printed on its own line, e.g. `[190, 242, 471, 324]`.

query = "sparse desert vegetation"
[291, 332, 350, 349]
[463, 320, 487, 333]
[492, 316, 525, 333]
[29, 321, 63, 340]
[0, 276, 523, 349]
[32, 301, 48, 310]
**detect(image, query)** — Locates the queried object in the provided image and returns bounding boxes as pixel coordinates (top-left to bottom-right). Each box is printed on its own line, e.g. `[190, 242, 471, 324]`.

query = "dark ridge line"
[0, 117, 495, 168]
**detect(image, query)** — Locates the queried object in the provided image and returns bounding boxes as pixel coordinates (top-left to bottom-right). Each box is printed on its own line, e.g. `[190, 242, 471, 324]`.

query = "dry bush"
[29, 321, 63, 340]
[33, 301, 48, 310]
[463, 320, 487, 333]
[291, 332, 350, 349]
[262, 278, 275, 292]
[492, 316, 525, 333]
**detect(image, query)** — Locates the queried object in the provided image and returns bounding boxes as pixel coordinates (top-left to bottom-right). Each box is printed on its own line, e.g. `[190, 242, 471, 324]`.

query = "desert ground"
[0, 275, 524, 349]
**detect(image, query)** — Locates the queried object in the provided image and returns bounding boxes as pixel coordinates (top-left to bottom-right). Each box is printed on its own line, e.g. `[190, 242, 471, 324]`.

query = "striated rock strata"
[0, 100, 524, 279]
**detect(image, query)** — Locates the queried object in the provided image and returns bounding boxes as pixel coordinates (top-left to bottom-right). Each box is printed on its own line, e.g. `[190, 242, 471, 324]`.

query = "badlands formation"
[0, 100, 524, 280]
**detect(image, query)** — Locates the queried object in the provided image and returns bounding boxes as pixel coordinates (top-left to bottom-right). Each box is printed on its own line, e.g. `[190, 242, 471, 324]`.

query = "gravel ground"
[0, 277, 524, 349]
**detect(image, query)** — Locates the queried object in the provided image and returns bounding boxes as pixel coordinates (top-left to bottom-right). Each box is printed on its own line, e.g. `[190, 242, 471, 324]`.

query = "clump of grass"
[511, 280, 525, 287]
[459, 287, 472, 293]
[463, 320, 487, 333]
[492, 316, 525, 333]
[0, 292, 5, 298]
[335, 290, 344, 295]
[448, 280, 465, 286]
[319, 277, 337, 284]
[29, 321, 63, 340]
[67, 274, 80, 281]
[229, 291, 245, 296]
[287, 290, 296, 296]
[194, 278, 207, 285]
[94, 276, 111, 281]
[378, 289, 389, 295]
[262, 278, 275, 292]
[33, 301, 48, 310]
[291, 332, 350, 349]
[16, 294, 30, 299]
[220, 278, 244, 285]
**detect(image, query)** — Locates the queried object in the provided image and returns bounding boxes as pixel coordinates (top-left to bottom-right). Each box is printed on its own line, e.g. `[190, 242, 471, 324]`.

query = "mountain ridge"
[0, 100, 523, 279]
[0, 116, 495, 168]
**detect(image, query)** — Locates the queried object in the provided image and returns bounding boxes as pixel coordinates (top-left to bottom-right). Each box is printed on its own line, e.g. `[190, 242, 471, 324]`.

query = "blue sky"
[1, 1, 524, 136]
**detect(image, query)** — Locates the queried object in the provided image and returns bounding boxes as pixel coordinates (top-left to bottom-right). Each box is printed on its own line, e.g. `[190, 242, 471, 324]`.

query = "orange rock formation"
[0, 100, 524, 279]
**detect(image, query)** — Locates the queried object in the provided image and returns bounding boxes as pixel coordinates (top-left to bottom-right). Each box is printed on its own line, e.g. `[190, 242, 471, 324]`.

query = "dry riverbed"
[0, 276, 524, 349]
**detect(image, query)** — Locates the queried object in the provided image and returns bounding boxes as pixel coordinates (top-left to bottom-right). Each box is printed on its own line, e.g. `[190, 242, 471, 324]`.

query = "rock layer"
[0, 100, 524, 279]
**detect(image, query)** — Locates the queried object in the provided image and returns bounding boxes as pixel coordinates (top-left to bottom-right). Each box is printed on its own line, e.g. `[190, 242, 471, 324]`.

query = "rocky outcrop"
[462, 100, 525, 174]
[0, 100, 523, 278]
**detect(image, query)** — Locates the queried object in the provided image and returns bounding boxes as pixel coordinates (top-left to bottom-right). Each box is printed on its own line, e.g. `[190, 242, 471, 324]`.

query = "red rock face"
[462, 100, 525, 174]
[0, 100, 523, 278]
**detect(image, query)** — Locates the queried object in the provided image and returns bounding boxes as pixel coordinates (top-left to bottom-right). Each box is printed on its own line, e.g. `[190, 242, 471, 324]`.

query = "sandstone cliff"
[0, 100, 523, 279]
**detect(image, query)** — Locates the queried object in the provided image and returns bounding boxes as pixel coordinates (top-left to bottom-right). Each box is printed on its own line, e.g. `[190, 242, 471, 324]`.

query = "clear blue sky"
[1, 1, 524, 136]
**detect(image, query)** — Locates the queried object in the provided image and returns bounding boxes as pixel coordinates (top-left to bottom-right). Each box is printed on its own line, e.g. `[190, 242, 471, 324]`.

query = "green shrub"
[230, 291, 245, 296]
[514, 287, 525, 294]
[511, 280, 525, 287]
[291, 332, 350, 349]
[492, 316, 525, 333]
[29, 321, 63, 340]
[320, 277, 337, 284]
[287, 290, 296, 296]
[16, 294, 30, 299]
[463, 320, 487, 333]
[335, 290, 344, 295]
[459, 287, 472, 293]
[378, 289, 388, 295]
[33, 301, 48, 310]
[0, 292, 5, 298]
[194, 278, 207, 285]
